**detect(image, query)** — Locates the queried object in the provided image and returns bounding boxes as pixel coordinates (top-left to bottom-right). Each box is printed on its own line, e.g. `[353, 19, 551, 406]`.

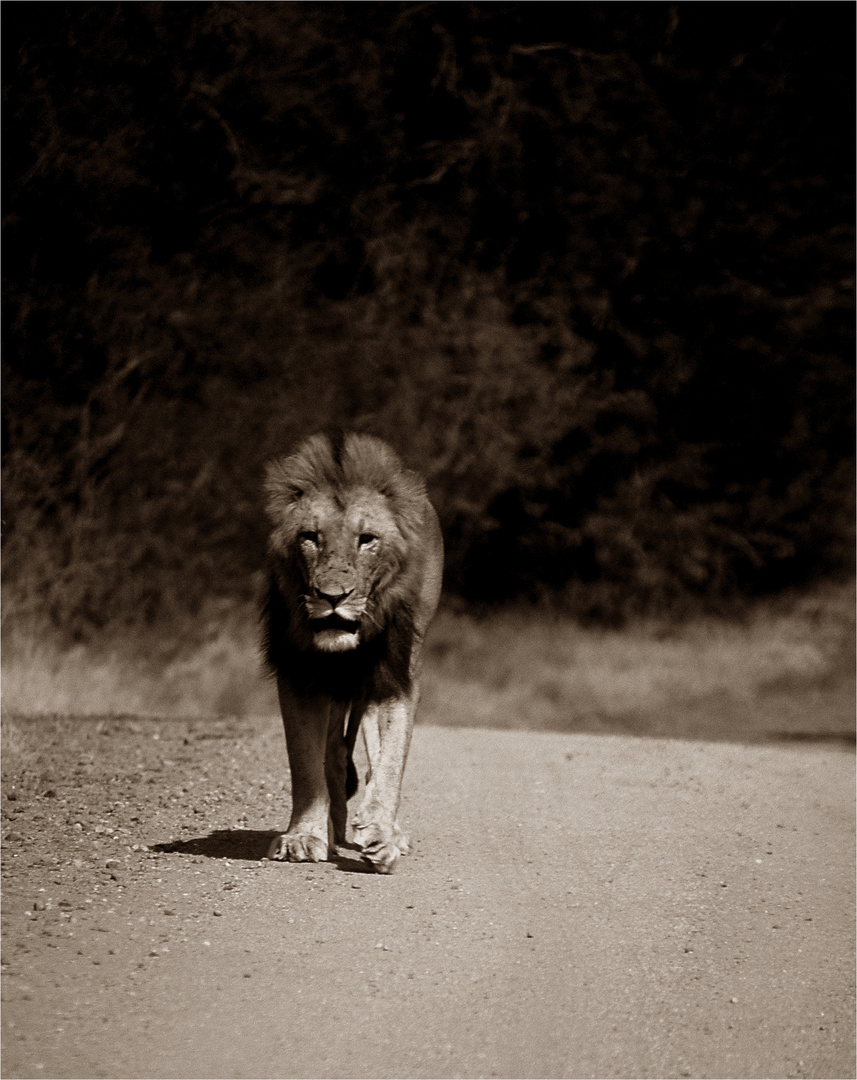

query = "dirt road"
[2, 716, 854, 1079]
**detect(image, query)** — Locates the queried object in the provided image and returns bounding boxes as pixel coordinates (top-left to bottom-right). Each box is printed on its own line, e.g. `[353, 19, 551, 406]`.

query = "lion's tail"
[346, 756, 358, 801]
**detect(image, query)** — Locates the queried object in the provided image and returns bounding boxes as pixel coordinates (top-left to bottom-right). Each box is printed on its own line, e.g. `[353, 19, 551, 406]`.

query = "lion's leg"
[268, 678, 331, 863]
[358, 709, 408, 852]
[352, 692, 417, 873]
[325, 702, 351, 850]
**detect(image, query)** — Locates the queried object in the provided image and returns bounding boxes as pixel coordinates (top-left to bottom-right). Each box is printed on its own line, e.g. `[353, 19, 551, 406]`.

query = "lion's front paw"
[267, 832, 328, 863]
[363, 840, 401, 874]
[352, 822, 405, 874]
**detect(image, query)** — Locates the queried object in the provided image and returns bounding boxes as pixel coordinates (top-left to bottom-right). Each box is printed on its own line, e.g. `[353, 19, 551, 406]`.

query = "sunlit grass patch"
[1, 613, 277, 720]
[420, 578, 855, 736]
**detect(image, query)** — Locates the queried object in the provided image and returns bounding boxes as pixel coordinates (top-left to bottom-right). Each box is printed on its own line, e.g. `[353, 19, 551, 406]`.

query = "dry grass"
[422, 578, 855, 735]
[3, 579, 853, 740]
[1, 621, 277, 720]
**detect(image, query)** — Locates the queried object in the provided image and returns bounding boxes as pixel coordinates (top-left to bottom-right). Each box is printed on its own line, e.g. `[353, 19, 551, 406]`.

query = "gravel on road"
[1, 715, 854, 1079]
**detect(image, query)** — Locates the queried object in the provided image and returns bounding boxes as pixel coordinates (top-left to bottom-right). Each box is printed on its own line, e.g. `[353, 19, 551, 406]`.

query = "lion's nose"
[315, 587, 353, 608]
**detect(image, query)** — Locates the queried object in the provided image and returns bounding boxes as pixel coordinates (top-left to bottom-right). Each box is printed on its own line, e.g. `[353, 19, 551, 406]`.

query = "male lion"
[262, 432, 443, 873]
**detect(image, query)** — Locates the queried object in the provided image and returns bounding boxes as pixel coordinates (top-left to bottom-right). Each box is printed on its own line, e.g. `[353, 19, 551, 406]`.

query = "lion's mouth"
[309, 612, 362, 653]
[309, 614, 361, 636]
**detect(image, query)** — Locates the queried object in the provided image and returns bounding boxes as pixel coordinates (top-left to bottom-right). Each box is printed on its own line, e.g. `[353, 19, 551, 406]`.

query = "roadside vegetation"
[3, 578, 852, 743]
[2, 6, 853, 741]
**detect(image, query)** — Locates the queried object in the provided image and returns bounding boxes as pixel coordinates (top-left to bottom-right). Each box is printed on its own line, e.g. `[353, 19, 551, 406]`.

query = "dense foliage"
[3, 2, 854, 634]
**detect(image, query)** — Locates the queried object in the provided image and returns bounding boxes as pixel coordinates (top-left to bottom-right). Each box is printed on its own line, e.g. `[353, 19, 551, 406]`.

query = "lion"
[261, 431, 443, 873]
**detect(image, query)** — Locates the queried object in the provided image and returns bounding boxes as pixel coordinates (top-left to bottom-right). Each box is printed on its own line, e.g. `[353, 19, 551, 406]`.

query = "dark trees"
[3, 2, 854, 631]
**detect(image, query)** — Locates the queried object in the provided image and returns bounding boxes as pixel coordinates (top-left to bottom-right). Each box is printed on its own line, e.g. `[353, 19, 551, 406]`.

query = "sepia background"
[3, 2, 854, 737]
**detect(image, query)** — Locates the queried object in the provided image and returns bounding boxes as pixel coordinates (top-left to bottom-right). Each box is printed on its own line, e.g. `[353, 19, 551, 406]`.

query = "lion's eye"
[358, 533, 377, 547]
[299, 531, 319, 545]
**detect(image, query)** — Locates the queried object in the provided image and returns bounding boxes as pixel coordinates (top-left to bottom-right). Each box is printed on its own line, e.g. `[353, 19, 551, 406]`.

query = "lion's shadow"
[151, 829, 373, 872]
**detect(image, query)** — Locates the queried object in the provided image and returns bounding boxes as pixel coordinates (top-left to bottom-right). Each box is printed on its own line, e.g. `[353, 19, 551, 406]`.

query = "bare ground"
[1, 714, 854, 1080]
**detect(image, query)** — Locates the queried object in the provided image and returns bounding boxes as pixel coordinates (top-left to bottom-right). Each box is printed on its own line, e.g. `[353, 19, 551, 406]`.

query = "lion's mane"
[261, 432, 430, 704]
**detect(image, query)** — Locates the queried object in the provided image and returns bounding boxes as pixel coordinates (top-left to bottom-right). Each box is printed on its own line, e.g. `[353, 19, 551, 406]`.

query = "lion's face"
[276, 486, 407, 654]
